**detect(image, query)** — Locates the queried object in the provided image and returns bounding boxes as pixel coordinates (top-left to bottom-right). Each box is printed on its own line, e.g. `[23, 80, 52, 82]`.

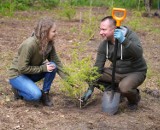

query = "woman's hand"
[46, 62, 56, 72]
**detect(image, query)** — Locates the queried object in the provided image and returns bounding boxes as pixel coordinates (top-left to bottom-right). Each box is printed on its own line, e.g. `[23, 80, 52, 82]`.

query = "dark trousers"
[90, 68, 146, 103]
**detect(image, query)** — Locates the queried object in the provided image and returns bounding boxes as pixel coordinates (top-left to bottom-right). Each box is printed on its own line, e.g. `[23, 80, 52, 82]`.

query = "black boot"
[127, 89, 141, 110]
[122, 89, 141, 110]
[41, 91, 53, 107]
[11, 88, 23, 100]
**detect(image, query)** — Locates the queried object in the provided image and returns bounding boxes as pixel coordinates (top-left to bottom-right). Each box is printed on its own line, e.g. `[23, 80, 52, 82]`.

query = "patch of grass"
[0, 0, 16, 16]
[151, 28, 160, 33]
[78, 9, 99, 40]
[59, 4, 76, 21]
[0, 0, 59, 16]
[126, 10, 144, 31]
[0, 50, 14, 86]
[125, 10, 160, 35]
[70, 26, 78, 33]
[157, 79, 160, 88]
[69, 0, 145, 9]
[128, 18, 142, 31]
[146, 65, 155, 79]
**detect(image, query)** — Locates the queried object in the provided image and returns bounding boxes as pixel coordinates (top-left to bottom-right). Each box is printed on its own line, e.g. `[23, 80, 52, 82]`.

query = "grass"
[0, 0, 159, 17]
[146, 65, 155, 79]
[58, 2, 76, 21]
[157, 79, 160, 87]
[0, 51, 13, 76]
[124, 9, 160, 35]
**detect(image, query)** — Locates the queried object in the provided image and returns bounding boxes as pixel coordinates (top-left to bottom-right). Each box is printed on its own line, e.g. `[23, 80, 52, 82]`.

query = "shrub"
[59, 44, 100, 102]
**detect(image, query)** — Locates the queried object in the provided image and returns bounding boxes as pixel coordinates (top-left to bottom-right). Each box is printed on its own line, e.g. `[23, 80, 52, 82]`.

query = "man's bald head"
[101, 16, 116, 28]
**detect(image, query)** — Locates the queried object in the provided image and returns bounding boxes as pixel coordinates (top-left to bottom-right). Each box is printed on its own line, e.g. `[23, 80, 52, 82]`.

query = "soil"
[0, 8, 160, 130]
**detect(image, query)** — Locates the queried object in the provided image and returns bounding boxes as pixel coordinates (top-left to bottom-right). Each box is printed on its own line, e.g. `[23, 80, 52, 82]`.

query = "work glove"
[114, 29, 125, 44]
[80, 89, 93, 105]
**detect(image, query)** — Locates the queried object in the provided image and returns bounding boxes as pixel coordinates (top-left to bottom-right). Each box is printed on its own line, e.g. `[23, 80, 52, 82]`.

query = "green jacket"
[9, 35, 66, 79]
[95, 26, 147, 74]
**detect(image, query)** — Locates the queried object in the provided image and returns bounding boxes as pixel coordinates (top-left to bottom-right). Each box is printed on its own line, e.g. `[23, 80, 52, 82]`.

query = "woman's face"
[48, 24, 57, 42]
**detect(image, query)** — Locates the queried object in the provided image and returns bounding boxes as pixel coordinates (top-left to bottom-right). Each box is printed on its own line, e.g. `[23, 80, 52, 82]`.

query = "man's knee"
[119, 81, 131, 93]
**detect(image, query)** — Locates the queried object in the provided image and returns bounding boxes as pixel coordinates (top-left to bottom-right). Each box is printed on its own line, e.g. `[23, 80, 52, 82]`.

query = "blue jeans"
[9, 62, 57, 101]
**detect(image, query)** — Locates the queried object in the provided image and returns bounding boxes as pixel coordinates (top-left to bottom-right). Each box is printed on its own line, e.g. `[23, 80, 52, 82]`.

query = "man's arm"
[94, 41, 107, 73]
[122, 32, 143, 58]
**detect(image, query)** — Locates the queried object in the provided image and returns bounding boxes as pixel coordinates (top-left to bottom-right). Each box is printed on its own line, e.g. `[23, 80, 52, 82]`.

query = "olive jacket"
[9, 35, 66, 79]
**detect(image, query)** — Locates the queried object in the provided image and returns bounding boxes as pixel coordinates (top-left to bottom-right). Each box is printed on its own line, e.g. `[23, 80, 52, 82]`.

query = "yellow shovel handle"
[112, 8, 127, 27]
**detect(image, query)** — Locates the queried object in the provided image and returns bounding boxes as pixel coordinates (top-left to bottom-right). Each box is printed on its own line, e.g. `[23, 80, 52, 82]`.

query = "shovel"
[102, 8, 127, 115]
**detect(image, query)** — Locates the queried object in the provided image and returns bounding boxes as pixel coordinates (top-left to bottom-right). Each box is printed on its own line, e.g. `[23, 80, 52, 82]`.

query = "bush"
[59, 43, 100, 101]
[58, 1, 76, 21]
[0, 0, 159, 17]
[0, 0, 59, 15]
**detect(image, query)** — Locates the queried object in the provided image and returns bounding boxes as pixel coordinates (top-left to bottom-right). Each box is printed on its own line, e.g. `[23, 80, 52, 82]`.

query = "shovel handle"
[110, 8, 126, 90]
[112, 8, 126, 27]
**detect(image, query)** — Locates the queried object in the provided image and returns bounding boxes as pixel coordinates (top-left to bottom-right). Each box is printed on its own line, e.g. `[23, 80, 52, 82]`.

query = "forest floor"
[0, 7, 160, 130]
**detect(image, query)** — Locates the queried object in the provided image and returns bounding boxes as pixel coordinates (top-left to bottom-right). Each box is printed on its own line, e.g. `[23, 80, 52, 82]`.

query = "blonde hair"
[34, 17, 55, 54]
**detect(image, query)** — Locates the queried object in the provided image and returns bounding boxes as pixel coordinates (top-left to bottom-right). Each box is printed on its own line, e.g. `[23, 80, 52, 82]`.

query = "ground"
[0, 7, 160, 130]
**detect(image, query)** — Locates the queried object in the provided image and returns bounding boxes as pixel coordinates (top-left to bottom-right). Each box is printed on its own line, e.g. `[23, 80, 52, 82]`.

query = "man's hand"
[80, 89, 93, 105]
[114, 29, 125, 43]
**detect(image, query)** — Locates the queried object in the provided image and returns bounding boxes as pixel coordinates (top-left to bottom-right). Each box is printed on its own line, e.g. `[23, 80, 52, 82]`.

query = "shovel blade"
[102, 91, 120, 115]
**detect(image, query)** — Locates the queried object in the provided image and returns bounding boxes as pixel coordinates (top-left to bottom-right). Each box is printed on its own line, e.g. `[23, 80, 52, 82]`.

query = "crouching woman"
[9, 18, 66, 107]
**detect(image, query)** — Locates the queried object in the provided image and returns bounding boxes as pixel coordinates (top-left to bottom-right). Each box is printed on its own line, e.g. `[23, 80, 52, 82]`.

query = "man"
[81, 16, 147, 110]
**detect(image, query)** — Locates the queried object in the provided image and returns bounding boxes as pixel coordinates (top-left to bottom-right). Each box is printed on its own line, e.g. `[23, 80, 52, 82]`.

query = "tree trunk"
[144, 0, 153, 16]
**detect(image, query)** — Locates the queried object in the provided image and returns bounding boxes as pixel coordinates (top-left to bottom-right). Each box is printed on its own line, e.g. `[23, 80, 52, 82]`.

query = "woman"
[9, 18, 66, 106]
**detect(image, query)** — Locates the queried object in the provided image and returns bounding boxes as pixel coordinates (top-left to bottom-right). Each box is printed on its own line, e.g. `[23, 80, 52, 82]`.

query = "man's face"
[99, 20, 115, 40]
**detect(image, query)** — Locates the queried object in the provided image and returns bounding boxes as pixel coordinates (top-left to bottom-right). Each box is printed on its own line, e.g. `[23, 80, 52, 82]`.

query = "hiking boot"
[127, 90, 141, 110]
[11, 88, 23, 100]
[41, 91, 53, 107]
